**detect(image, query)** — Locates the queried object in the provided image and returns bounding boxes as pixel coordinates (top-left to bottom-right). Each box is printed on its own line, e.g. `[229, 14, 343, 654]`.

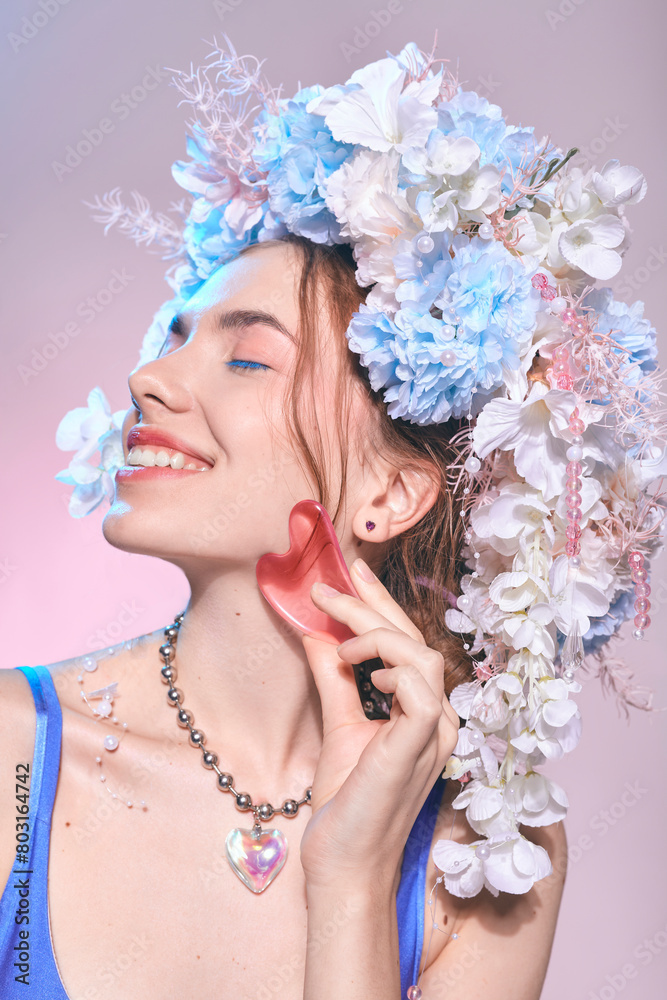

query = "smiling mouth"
[125, 445, 212, 471]
[115, 445, 213, 481]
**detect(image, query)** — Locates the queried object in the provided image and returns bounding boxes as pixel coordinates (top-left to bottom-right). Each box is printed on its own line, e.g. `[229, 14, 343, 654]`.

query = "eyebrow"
[168, 308, 297, 344]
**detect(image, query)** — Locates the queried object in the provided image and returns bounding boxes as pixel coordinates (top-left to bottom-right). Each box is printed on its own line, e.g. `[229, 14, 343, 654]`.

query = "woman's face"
[102, 242, 371, 570]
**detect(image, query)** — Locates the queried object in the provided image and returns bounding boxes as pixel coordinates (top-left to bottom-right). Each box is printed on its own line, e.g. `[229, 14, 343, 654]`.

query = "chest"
[48, 757, 312, 1000]
[43, 717, 450, 999]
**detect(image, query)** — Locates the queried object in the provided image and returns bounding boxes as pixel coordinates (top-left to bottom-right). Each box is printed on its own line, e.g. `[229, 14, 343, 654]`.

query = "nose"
[125, 346, 194, 442]
[128, 352, 192, 414]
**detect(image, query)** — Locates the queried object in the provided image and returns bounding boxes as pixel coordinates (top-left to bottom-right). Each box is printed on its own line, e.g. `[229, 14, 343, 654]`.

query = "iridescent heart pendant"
[225, 824, 288, 893]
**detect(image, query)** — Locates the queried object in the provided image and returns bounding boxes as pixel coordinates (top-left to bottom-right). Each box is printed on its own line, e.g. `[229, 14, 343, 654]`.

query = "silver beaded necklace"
[159, 612, 312, 894]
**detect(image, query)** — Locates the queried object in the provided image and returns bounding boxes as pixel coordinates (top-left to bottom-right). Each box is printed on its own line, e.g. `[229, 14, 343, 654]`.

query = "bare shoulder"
[419, 779, 568, 999]
[0, 666, 42, 901]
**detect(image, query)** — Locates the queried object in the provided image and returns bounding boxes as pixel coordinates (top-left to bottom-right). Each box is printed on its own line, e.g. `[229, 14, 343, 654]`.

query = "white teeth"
[127, 446, 209, 471]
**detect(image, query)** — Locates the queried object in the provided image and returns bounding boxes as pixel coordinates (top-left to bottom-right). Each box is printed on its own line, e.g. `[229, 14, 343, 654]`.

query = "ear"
[351, 463, 440, 543]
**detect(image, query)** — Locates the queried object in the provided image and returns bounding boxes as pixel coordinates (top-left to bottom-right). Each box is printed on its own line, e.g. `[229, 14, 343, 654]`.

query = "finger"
[349, 559, 427, 642]
[336, 627, 445, 701]
[310, 576, 421, 645]
[301, 634, 367, 732]
[370, 664, 460, 764]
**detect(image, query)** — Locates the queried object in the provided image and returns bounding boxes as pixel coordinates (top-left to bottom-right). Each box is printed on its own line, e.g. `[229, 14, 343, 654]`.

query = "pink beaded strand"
[564, 408, 585, 564]
[531, 272, 557, 301]
[629, 551, 651, 639]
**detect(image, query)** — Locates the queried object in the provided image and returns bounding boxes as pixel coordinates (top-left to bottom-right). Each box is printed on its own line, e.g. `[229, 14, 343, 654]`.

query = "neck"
[139, 567, 324, 800]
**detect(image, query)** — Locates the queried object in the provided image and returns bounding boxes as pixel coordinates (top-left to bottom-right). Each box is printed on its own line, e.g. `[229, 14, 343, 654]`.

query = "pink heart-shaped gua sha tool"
[256, 499, 359, 644]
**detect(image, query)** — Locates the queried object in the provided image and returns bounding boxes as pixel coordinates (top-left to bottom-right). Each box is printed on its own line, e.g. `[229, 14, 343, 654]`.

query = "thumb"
[301, 634, 366, 733]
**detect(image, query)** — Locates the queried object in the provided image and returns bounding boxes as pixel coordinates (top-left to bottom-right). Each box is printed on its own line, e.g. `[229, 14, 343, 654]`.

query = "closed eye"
[226, 360, 270, 371]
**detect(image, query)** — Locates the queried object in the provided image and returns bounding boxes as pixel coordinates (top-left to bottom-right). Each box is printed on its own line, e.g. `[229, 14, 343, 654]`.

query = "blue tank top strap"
[396, 772, 447, 999]
[0, 664, 68, 999]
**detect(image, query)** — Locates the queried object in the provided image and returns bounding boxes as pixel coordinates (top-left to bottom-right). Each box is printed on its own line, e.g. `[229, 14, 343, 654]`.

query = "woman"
[1, 35, 659, 999]
[0, 234, 566, 999]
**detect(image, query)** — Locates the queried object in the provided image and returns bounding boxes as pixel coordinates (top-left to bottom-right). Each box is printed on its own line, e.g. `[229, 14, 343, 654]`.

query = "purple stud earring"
[365, 520, 376, 532]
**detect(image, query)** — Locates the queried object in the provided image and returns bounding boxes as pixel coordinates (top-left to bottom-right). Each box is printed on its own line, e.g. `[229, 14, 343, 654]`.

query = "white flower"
[451, 777, 518, 838]
[504, 772, 568, 826]
[55, 387, 126, 518]
[411, 165, 502, 232]
[433, 832, 552, 897]
[472, 382, 604, 499]
[307, 55, 439, 153]
[553, 166, 601, 224]
[509, 677, 581, 760]
[558, 214, 626, 280]
[445, 575, 501, 650]
[468, 673, 526, 732]
[326, 148, 413, 241]
[589, 159, 647, 207]
[500, 603, 556, 658]
[471, 482, 554, 556]
[403, 132, 480, 178]
[548, 554, 611, 634]
[511, 209, 552, 265]
[489, 570, 550, 612]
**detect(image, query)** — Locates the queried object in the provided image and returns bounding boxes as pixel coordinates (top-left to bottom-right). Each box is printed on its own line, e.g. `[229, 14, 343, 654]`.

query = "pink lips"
[116, 424, 214, 482]
[114, 465, 204, 482]
[125, 425, 214, 467]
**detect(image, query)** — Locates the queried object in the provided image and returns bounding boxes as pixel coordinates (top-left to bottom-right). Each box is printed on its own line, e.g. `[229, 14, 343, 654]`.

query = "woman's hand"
[299, 557, 460, 893]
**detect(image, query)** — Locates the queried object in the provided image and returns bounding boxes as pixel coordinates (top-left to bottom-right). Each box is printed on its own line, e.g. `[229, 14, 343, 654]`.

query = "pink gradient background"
[2, 2, 666, 997]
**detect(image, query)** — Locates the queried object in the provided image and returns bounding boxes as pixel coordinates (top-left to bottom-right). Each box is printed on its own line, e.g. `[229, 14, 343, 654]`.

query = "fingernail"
[313, 581, 341, 598]
[352, 558, 376, 583]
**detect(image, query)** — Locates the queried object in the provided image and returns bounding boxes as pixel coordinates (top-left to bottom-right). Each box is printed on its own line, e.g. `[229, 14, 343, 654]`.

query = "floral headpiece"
[56, 37, 666, 899]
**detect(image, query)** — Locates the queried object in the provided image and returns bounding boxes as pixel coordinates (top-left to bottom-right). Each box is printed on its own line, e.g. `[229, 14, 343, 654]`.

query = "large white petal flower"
[511, 209, 552, 265]
[552, 166, 600, 224]
[558, 214, 625, 279]
[325, 148, 416, 244]
[589, 159, 647, 207]
[489, 570, 550, 612]
[471, 482, 554, 556]
[472, 382, 605, 500]
[467, 672, 526, 732]
[509, 677, 582, 760]
[504, 772, 568, 826]
[433, 833, 552, 898]
[548, 554, 611, 634]
[452, 778, 518, 838]
[500, 603, 556, 658]
[307, 56, 439, 153]
[55, 388, 125, 518]
[403, 132, 480, 178]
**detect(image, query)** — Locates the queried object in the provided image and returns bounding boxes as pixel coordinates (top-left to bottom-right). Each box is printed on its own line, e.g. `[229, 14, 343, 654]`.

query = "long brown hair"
[238, 234, 473, 695]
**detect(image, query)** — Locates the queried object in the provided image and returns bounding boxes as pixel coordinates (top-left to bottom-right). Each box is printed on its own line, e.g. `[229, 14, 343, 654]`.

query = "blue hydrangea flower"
[582, 589, 636, 655]
[182, 205, 267, 280]
[253, 86, 354, 244]
[347, 304, 484, 424]
[583, 287, 658, 376]
[394, 231, 453, 311]
[435, 234, 540, 380]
